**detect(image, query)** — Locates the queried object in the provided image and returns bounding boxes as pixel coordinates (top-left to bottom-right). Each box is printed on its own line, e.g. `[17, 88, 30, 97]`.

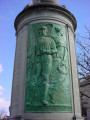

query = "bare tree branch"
[76, 27, 90, 82]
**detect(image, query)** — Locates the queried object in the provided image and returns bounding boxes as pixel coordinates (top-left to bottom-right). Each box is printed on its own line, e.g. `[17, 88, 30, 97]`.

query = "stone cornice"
[14, 3, 77, 31]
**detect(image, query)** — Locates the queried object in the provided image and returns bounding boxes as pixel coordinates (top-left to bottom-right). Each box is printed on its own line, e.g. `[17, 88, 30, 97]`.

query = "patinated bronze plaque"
[25, 22, 72, 112]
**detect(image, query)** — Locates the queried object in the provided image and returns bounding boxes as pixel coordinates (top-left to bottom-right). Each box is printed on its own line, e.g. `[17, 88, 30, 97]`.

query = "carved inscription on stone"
[25, 23, 72, 112]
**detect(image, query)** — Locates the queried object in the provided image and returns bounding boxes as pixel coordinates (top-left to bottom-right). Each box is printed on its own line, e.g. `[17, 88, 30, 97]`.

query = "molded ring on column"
[14, 4, 77, 31]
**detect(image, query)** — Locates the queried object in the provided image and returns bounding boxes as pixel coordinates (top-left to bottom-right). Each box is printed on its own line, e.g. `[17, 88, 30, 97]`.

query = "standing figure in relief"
[33, 25, 57, 105]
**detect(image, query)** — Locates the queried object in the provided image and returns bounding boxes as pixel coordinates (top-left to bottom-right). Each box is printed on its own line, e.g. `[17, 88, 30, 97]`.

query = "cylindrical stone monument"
[10, 0, 84, 120]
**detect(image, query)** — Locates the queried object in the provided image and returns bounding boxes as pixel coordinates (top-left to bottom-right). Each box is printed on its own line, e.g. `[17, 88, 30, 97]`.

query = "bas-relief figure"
[25, 22, 72, 112]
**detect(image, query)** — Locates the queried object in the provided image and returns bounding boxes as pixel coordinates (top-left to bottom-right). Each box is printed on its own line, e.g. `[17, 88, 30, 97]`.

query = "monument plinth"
[10, 0, 83, 120]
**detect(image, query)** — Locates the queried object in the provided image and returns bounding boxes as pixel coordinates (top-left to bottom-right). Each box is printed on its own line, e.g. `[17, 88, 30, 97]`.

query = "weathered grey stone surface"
[10, 25, 28, 118]
[68, 26, 82, 117]
[10, 0, 83, 120]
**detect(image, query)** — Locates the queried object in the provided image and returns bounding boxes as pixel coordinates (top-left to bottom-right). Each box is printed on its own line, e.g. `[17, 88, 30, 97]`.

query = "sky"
[0, 0, 90, 116]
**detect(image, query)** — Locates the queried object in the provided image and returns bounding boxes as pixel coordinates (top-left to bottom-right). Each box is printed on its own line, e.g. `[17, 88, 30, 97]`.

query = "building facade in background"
[80, 81, 90, 120]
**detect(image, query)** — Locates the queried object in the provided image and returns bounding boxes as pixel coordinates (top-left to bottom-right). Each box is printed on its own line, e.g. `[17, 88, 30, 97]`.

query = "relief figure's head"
[39, 26, 48, 37]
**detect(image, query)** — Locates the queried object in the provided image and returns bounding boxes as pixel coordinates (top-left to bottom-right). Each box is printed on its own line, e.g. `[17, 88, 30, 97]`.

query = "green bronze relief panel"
[25, 22, 72, 112]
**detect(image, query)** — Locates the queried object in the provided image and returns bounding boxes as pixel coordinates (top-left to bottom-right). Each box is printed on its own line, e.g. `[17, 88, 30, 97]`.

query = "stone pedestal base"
[8, 114, 84, 120]
[72, 116, 84, 120]
[24, 117, 84, 120]
[23, 113, 84, 120]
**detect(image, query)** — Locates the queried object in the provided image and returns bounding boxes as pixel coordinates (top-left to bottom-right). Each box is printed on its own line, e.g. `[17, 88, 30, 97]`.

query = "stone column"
[33, 0, 59, 4]
[10, 0, 84, 120]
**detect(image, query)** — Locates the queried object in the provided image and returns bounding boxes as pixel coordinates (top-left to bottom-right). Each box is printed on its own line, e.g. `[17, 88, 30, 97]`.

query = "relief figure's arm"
[51, 39, 57, 55]
[40, 49, 52, 55]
